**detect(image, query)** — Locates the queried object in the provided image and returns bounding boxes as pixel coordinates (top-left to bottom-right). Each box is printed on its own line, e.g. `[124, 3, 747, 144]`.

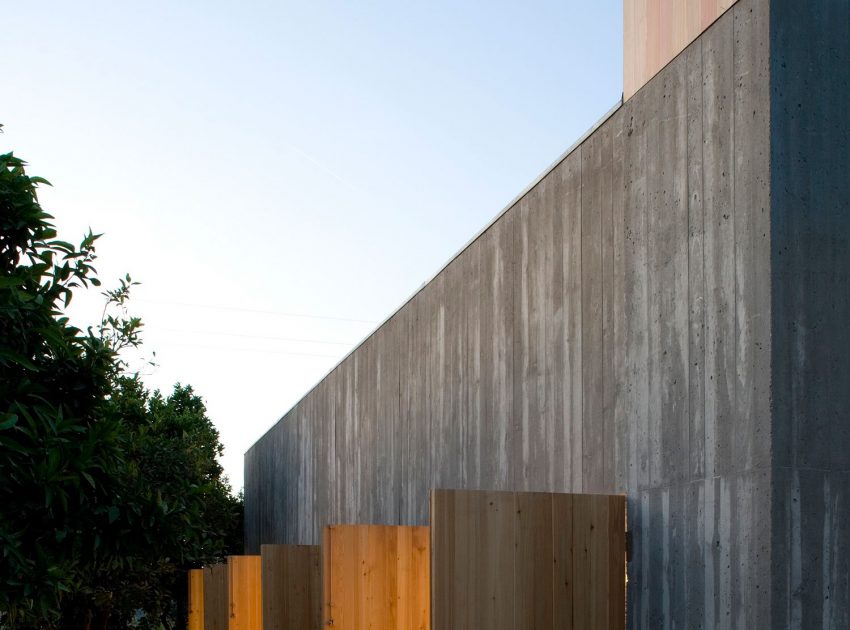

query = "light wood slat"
[228, 556, 262, 630]
[552, 494, 575, 630]
[188, 569, 205, 630]
[261, 544, 321, 630]
[323, 524, 430, 629]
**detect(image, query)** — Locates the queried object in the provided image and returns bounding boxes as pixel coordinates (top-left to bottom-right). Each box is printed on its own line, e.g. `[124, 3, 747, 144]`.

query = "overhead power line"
[148, 327, 359, 346]
[136, 299, 377, 325]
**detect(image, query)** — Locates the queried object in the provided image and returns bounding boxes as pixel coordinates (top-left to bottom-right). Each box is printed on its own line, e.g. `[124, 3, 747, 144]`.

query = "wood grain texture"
[323, 525, 430, 630]
[188, 569, 205, 630]
[204, 564, 228, 630]
[261, 545, 320, 630]
[228, 556, 262, 630]
[430, 489, 626, 630]
[624, 0, 741, 99]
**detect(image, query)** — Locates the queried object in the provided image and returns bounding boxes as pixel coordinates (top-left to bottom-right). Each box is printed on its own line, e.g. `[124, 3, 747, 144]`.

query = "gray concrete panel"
[770, 1, 850, 628]
[243, 0, 791, 625]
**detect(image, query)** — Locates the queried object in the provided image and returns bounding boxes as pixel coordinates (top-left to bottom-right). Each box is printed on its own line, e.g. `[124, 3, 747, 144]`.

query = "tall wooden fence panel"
[228, 555, 262, 630]
[322, 525, 430, 630]
[204, 564, 228, 630]
[261, 544, 321, 630]
[430, 489, 626, 630]
[188, 569, 205, 630]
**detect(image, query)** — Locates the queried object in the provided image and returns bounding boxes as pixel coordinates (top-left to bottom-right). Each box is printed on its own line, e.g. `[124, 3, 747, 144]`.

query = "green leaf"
[0, 414, 18, 431]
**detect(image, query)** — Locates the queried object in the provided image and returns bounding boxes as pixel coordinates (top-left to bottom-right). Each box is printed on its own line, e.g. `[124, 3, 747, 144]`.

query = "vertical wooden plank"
[261, 545, 321, 630]
[228, 556, 262, 630]
[189, 569, 205, 630]
[588, 497, 612, 628]
[396, 525, 431, 629]
[552, 494, 575, 630]
[571, 494, 593, 628]
[324, 525, 430, 630]
[514, 492, 554, 628]
[608, 495, 627, 630]
[204, 564, 228, 630]
[431, 489, 516, 630]
[322, 527, 334, 628]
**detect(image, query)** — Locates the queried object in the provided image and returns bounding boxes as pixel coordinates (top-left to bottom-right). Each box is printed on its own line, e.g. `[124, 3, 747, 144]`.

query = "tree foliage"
[0, 151, 242, 628]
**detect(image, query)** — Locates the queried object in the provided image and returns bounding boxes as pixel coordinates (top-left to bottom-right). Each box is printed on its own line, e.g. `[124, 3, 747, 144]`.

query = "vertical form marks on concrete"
[611, 106, 629, 495]
[701, 9, 736, 482]
[560, 150, 584, 494]
[463, 240, 482, 491]
[771, 1, 850, 627]
[652, 49, 690, 488]
[403, 287, 429, 525]
[685, 33, 707, 485]
[544, 159, 567, 491]
[581, 126, 609, 494]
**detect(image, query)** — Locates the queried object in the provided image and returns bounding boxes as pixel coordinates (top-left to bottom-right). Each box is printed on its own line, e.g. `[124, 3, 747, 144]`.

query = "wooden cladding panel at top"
[261, 544, 321, 630]
[188, 569, 205, 630]
[624, 0, 740, 99]
[430, 489, 626, 630]
[322, 525, 430, 630]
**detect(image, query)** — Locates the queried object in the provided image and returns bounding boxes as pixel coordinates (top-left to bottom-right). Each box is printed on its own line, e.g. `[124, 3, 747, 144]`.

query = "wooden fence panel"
[261, 544, 321, 630]
[430, 489, 626, 630]
[228, 555, 262, 630]
[188, 569, 205, 630]
[204, 564, 228, 630]
[322, 524, 430, 629]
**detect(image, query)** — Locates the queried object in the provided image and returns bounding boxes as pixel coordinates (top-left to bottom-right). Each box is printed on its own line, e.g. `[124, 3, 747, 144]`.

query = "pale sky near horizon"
[3, 1, 623, 492]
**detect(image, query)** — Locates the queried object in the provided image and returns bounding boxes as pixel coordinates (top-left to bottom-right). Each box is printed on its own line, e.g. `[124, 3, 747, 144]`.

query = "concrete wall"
[770, 1, 850, 628]
[245, 0, 776, 626]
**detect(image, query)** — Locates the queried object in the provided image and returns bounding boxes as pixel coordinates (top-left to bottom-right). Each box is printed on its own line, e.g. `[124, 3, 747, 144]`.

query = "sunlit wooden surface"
[228, 556, 262, 630]
[624, 0, 740, 99]
[323, 524, 430, 630]
[188, 569, 205, 630]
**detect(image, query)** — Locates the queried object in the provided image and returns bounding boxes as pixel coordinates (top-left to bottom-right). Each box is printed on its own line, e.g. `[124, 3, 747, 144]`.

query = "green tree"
[0, 150, 128, 625]
[0, 149, 243, 629]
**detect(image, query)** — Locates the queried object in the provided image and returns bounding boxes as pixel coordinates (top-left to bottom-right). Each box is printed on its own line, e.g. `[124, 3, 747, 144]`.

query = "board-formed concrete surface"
[245, 0, 849, 627]
[769, 1, 850, 627]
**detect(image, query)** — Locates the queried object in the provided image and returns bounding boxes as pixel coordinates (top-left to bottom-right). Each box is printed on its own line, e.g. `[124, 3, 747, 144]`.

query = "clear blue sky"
[3, 1, 623, 491]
